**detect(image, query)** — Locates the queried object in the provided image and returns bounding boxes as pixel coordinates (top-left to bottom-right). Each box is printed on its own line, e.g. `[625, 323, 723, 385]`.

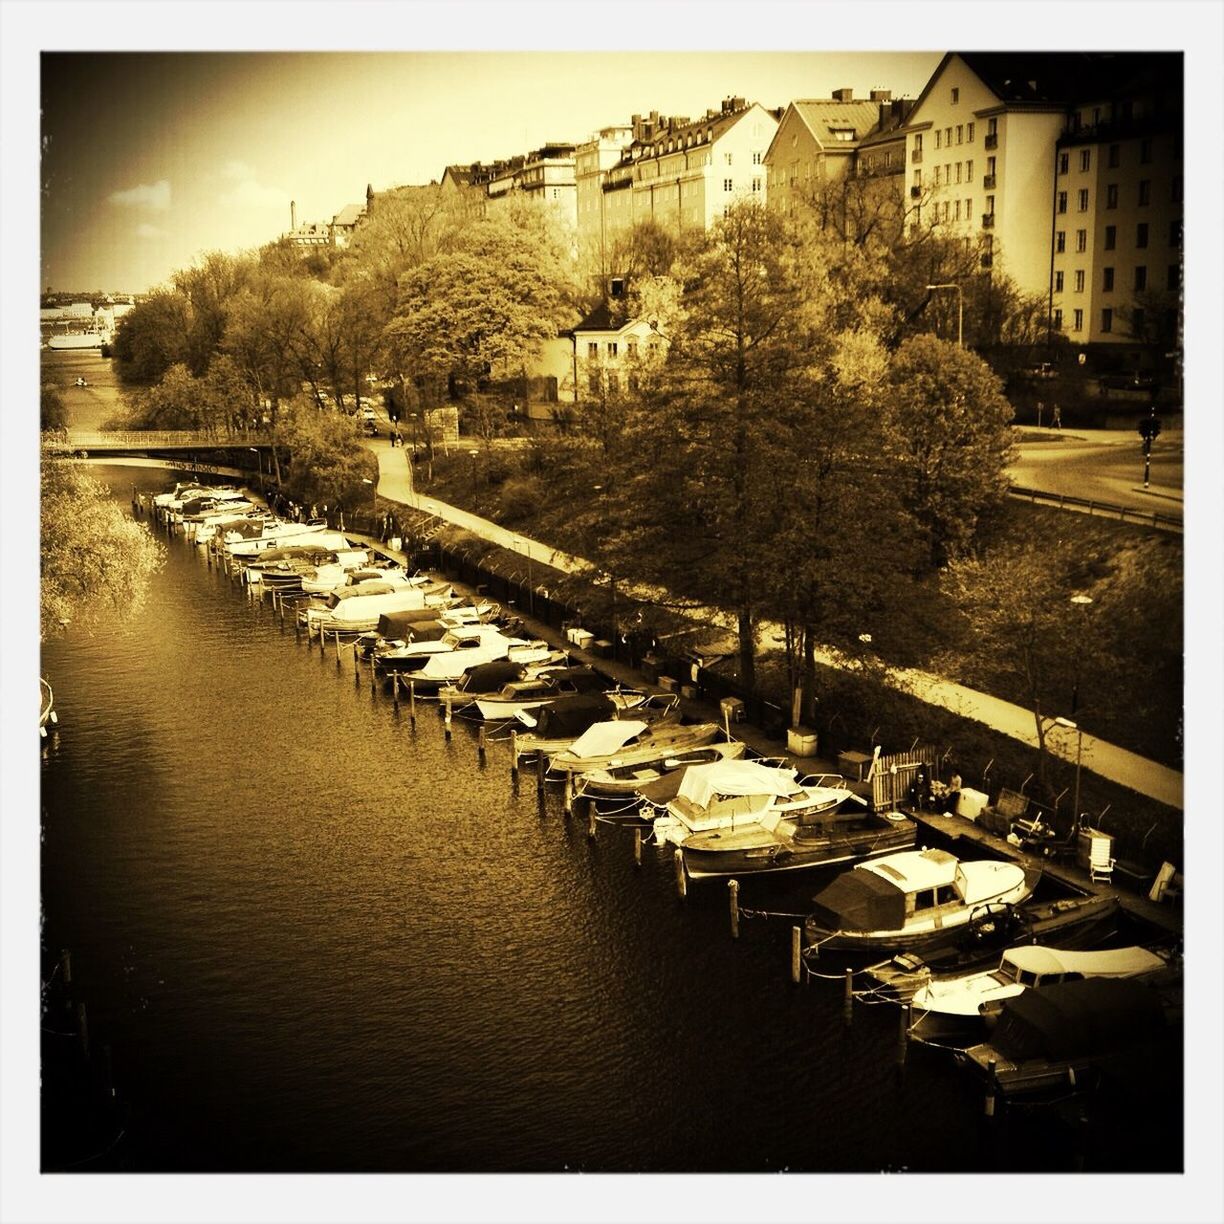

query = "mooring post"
[335, 630, 342, 670]
[278, 594, 286, 629]
[985, 1059, 997, 1117]
[477, 722, 487, 761]
[791, 926, 802, 985]
[674, 848, 687, 900]
[444, 697, 452, 740]
[897, 1004, 910, 1074]
[843, 967, 854, 1025]
[728, 879, 740, 938]
[509, 730, 519, 779]
[536, 751, 545, 794]
[391, 672, 399, 709]
[634, 827, 642, 867]
[586, 799, 597, 839]
[563, 771, 573, 816]
[409, 680, 416, 726]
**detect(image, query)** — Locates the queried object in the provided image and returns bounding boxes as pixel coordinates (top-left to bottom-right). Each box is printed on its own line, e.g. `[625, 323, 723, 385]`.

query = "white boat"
[547, 719, 723, 777]
[803, 849, 1037, 956]
[573, 740, 748, 802]
[411, 638, 566, 692]
[309, 582, 457, 636]
[224, 522, 335, 559]
[650, 760, 862, 849]
[469, 667, 619, 721]
[909, 944, 1176, 1044]
[40, 677, 58, 738]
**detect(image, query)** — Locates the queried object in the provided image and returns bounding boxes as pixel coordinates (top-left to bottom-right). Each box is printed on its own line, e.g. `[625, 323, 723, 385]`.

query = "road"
[1010, 426, 1184, 518]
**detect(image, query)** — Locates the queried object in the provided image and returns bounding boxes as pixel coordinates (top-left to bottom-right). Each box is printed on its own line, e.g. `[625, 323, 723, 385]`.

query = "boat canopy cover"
[677, 760, 799, 810]
[331, 589, 429, 623]
[533, 666, 606, 692]
[328, 582, 398, 604]
[808, 870, 907, 933]
[532, 695, 616, 736]
[567, 720, 649, 758]
[988, 978, 1167, 1061]
[1001, 945, 1166, 979]
[462, 661, 526, 692]
[377, 612, 444, 639]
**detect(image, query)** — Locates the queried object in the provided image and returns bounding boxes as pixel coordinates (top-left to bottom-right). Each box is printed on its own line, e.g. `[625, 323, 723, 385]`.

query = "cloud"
[221, 160, 255, 182]
[135, 223, 165, 239]
[109, 180, 171, 210]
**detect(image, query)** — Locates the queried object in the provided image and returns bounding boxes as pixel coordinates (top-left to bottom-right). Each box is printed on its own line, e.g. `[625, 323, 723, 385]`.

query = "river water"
[37, 466, 1181, 1175]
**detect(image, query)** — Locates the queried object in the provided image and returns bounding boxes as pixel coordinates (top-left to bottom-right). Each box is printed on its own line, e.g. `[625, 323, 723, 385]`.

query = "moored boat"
[573, 740, 747, 803]
[547, 718, 723, 777]
[803, 848, 1038, 957]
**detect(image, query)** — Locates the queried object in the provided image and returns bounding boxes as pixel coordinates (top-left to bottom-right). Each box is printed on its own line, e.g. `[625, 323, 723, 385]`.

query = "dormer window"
[830, 129, 855, 142]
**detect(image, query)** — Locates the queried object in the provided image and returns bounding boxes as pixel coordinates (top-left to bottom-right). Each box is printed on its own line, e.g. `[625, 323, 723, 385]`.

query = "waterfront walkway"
[364, 437, 1184, 812]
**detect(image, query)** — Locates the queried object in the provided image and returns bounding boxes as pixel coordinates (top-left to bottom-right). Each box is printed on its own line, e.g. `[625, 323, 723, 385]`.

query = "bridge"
[45, 429, 275, 454]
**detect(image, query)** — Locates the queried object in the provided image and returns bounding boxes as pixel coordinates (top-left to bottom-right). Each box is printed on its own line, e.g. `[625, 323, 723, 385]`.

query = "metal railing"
[47, 430, 274, 450]
[1008, 485, 1182, 533]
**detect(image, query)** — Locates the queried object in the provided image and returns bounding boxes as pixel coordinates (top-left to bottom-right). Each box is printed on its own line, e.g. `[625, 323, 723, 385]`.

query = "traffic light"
[1138, 415, 1162, 442]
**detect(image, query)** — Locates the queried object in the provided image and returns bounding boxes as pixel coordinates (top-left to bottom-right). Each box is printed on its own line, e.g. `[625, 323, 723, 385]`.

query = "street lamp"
[361, 476, 377, 522]
[248, 446, 264, 493]
[1054, 716, 1084, 837]
[1069, 594, 1093, 715]
[925, 283, 963, 347]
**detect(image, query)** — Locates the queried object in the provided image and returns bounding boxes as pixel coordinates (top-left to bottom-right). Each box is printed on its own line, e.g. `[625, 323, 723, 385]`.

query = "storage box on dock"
[954, 788, 990, 822]
[788, 728, 819, 757]
[836, 750, 873, 782]
[592, 639, 613, 658]
[719, 697, 745, 724]
[567, 628, 595, 651]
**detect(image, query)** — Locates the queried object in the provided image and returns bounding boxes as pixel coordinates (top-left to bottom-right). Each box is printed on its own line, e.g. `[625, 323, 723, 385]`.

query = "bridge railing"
[48, 430, 275, 450]
[1007, 484, 1182, 534]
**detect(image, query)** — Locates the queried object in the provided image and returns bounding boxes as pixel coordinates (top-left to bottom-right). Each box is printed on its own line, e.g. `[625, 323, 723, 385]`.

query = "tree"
[273, 402, 378, 515]
[41, 384, 69, 433]
[173, 250, 255, 376]
[129, 362, 200, 430]
[199, 354, 256, 436]
[41, 455, 165, 638]
[111, 290, 191, 385]
[884, 334, 1016, 568]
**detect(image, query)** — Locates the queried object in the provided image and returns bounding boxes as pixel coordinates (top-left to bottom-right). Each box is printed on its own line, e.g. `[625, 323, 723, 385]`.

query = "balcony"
[984, 133, 998, 150]
[982, 174, 996, 189]
[982, 213, 996, 228]
[910, 149, 923, 164]
[910, 185, 922, 199]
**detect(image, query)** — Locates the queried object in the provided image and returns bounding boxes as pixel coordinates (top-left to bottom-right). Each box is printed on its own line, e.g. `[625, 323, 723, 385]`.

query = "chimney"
[832, 87, 853, 102]
[290, 200, 296, 231]
[870, 89, 892, 102]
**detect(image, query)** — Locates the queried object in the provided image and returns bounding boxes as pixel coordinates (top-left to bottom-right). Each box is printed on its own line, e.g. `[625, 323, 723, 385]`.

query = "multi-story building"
[575, 125, 635, 271]
[903, 52, 1182, 353]
[576, 98, 780, 254]
[484, 143, 578, 232]
[568, 299, 670, 405]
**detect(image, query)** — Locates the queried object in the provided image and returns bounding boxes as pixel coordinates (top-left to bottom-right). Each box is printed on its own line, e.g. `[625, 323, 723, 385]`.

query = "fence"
[1008, 485, 1181, 533]
[50, 430, 275, 451]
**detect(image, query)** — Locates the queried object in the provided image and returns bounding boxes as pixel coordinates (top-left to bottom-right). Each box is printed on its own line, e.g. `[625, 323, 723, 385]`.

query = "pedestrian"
[1051, 402, 1062, 430]
[944, 772, 963, 816]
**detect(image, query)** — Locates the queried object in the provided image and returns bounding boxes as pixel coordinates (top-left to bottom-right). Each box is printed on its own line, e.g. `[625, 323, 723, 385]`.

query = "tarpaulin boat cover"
[987, 978, 1168, 1061]
[331, 590, 429, 623]
[461, 661, 525, 692]
[567, 720, 649, 759]
[676, 760, 799, 810]
[532, 695, 616, 736]
[534, 666, 607, 693]
[328, 583, 398, 603]
[377, 612, 444, 639]
[808, 870, 907, 933]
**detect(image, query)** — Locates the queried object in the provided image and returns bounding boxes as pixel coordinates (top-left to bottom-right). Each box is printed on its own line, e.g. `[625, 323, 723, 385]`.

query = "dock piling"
[791, 926, 802, 985]
[897, 1004, 910, 1074]
[728, 879, 740, 938]
[985, 1059, 997, 1117]
[478, 722, 487, 761]
[409, 680, 416, 726]
[391, 672, 399, 709]
[444, 697, 452, 740]
[536, 752, 545, 795]
[509, 730, 519, 779]
[586, 800, 596, 839]
[843, 967, 854, 1025]
[563, 771, 573, 816]
[634, 828, 642, 867]
[674, 849, 687, 900]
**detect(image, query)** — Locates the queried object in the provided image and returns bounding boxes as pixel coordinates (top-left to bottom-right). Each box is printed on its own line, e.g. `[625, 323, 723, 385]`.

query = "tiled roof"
[573, 302, 617, 332]
[613, 103, 758, 170]
[789, 99, 884, 145]
[332, 203, 364, 227]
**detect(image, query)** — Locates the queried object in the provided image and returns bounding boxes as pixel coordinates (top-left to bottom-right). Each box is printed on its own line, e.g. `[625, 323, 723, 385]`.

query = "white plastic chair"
[1088, 837, 1115, 884]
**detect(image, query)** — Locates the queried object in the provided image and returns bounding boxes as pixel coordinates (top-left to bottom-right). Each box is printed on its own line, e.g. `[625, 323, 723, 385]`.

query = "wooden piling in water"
[674, 848, 687, 899]
[477, 722, 486, 760]
[444, 697, 452, 740]
[409, 680, 416, 725]
[791, 926, 802, 984]
[985, 1059, 997, 1117]
[335, 630, 342, 669]
[563, 771, 573, 816]
[843, 968, 854, 1025]
[586, 800, 597, 839]
[634, 828, 642, 867]
[536, 751, 545, 794]
[897, 1004, 910, 1072]
[509, 730, 519, 779]
[728, 879, 740, 938]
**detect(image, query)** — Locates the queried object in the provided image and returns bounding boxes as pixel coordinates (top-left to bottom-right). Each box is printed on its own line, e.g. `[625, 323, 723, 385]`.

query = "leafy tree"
[41, 384, 69, 433]
[199, 354, 257, 436]
[274, 402, 378, 516]
[130, 362, 199, 429]
[41, 455, 165, 638]
[112, 290, 191, 385]
[884, 334, 1016, 568]
[173, 250, 255, 376]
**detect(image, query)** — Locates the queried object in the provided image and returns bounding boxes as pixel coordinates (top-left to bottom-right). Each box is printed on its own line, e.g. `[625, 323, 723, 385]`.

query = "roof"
[567, 720, 648, 759]
[332, 203, 364, 227]
[789, 99, 885, 145]
[613, 102, 764, 171]
[1002, 945, 1167, 978]
[861, 848, 958, 891]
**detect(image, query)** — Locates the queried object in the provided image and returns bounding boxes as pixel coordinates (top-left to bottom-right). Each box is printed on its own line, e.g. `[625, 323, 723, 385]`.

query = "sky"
[40, 50, 944, 294]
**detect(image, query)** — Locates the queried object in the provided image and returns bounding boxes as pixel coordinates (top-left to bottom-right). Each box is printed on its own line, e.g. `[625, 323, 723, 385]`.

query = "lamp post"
[1054, 716, 1084, 837]
[1069, 593, 1093, 715]
[248, 446, 264, 493]
[925, 283, 963, 347]
[361, 477, 376, 528]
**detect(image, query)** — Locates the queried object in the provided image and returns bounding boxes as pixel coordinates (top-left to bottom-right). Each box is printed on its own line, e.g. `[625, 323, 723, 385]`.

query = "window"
[966, 159, 973, 181]
[1074, 269, 1085, 293]
[1078, 188, 1089, 211]
[934, 130, 941, 150]
[913, 170, 922, 189]
[587, 342, 598, 359]
[956, 124, 963, 144]
[752, 151, 762, 165]
[1104, 224, 1116, 250]
[1108, 143, 1120, 168]
[934, 165, 941, 186]
[1103, 267, 1114, 291]
[1076, 228, 1087, 252]
[724, 152, 733, 165]
[1080, 149, 1091, 172]
[946, 127, 952, 146]
[1106, 183, 1118, 209]
[914, 133, 923, 153]
[1058, 152, 1069, 175]
[965, 122, 975, 142]
[626, 339, 638, 358]
[1137, 222, 1149, 248]
[1132, 308, 1145, 335]
[1057, 191, 1068, 214]
[1073, 308, 1083, 331]
[1055, 230, 1066, 253]
[955, 162, 962, 184]
[1140, 138, 1152, 164]
[1055, 270, 1064, 292]
[1053, 307, 1064, 330]
[1134, 266, 1147, 291]
[1167, 264, 1180, 290]
[607, 341, 618, 358]
[723, 178, 733, 192]
[954, 199, 961, 222]
[985, 193, 995, 216]
[987, 117, 997, 136]
[1169, 219, 1183, 247]
[606, 372, 619, 395]
[1138, 179, 1151, 205]
[751, 176, 761, 192]
[587, 372, 600, 395]
[1101, 308, 1112, 333]
[627, 373, 639, 393]
[965, 197, 972, 219]
[951, 87, 959, 103]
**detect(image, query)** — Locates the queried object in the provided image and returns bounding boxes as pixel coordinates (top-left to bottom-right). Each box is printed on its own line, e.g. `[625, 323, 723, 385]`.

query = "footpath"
[364, 436, 1183, 812]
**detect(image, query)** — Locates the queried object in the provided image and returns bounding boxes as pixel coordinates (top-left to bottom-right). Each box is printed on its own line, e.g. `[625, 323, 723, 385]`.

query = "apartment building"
[484, 143, 579, 232]
[576, 98, 780, 253]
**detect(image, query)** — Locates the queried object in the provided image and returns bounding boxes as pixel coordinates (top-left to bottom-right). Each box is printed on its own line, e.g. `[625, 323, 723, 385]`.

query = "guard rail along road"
[1007, 485, 1182, 534]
